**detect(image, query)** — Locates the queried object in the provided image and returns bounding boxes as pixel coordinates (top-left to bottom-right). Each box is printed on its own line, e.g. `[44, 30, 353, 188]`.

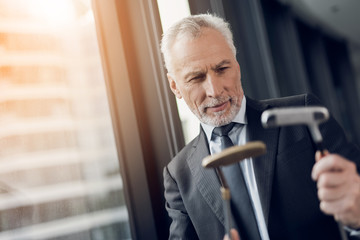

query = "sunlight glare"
[157, 0, 191, 31]
[26, 0, 76, 25]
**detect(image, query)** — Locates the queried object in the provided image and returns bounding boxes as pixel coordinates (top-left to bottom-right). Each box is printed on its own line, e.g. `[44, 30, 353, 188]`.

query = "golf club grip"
[316, 141, 325, 153]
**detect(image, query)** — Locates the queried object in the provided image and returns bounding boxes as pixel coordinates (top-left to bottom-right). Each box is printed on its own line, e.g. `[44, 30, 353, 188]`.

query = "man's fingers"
[315, 150, 329, 162]
[312, 154, 349, 181]
[319, 197, 355, 216]
[317, 172, 347, 188]
[231, 229, 240, 240]
[312, 153, 360, 228]
[317, 185, 347, 201]
[223, 229, 240, 240]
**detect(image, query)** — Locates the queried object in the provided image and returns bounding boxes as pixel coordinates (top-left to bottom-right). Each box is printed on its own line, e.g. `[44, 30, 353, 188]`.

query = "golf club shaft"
[221, 187, 232, 240]
[216, 168, 232, 240]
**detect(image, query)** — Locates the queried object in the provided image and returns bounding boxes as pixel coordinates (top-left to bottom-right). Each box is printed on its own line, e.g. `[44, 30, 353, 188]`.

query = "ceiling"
[277, 0, 360, 45]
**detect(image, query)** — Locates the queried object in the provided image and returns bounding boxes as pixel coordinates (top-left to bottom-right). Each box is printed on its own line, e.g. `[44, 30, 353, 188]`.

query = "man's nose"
[204, 74, 223, 97]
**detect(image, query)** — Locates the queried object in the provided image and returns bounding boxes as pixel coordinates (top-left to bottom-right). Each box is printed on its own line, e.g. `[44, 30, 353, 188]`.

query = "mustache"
[201, 96, 232, 110]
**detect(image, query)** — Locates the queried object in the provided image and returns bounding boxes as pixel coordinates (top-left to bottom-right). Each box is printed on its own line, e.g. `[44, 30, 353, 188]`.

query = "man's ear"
[167, 73, 182, 99]
[237, 62, 241, 76]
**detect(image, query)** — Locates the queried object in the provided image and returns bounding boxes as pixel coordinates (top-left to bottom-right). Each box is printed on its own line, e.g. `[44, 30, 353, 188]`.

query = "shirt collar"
[201, 96, 247, 144]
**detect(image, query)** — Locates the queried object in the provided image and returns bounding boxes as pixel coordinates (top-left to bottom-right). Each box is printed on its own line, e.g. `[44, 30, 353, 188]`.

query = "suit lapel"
[246, 97, 279, 226]
[186, 97, 280, 228]
[187, 128, 226, 227]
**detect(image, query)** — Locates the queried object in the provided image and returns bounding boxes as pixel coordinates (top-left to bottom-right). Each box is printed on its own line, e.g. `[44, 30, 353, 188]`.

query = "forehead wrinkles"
[179, 58, 231, 79]
[172, 52, 207, 76]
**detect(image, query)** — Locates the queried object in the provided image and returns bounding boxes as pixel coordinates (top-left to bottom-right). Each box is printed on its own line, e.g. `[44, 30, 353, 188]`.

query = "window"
[0, 0, 131, 239]
[157, 0, 199, 144]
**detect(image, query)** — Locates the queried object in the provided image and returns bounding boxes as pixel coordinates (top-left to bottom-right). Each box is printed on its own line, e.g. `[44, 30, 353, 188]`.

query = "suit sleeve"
[163, 166, 198, 239]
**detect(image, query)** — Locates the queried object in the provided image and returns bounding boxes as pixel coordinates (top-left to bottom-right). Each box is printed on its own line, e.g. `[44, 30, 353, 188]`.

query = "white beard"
[193, 95, 241, 127]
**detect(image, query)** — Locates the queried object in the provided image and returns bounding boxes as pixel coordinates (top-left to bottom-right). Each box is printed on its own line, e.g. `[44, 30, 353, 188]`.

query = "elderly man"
[161, 14, 360, 240]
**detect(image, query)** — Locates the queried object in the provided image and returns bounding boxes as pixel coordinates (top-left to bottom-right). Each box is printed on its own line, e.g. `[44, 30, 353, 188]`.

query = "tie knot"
[213, 122, 235, 137]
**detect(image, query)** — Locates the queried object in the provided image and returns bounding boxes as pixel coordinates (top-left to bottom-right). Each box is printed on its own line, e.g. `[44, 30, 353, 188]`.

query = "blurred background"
[0, 0, 359, 239]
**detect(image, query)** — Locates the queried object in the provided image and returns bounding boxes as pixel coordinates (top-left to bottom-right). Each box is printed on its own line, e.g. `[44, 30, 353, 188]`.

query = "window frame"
[92, 0, 184, 239]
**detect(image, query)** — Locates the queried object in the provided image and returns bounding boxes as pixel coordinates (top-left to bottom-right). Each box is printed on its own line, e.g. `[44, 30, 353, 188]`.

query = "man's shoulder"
[166, 134, 200, 171]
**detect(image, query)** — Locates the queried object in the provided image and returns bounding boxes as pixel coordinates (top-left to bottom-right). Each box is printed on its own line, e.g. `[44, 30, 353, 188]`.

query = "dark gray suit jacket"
[164, 94, 360, 240]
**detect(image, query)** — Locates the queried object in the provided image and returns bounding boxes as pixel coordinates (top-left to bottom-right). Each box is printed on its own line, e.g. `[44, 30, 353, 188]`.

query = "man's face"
[167, 28, 244, 127]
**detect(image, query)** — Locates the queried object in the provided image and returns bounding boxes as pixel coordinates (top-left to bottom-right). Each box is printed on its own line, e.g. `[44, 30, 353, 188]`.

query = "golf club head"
[261, 106, 329, 128]
[202, 141, 267, 168]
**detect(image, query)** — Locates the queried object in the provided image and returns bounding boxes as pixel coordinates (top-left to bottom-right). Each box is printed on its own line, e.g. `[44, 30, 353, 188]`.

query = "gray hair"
[160, 14, 237, 73]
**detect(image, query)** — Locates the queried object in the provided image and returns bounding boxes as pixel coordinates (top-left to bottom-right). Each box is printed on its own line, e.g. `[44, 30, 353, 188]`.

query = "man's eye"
[216, 67, 228, 73]
[189, 75, 204, 82]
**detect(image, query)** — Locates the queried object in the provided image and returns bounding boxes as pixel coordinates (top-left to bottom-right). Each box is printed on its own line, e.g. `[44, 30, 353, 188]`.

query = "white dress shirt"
[201, 96, 270, 240]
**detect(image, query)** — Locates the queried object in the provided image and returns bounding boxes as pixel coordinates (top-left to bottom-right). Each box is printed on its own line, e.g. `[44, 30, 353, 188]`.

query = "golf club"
[202, 141, 266, 240]
[261, 106, 348, 240]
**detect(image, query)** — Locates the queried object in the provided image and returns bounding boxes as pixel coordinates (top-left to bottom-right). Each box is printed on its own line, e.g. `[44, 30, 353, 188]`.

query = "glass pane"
[157, 0, 199, 144]
[0, 0, 131, 239]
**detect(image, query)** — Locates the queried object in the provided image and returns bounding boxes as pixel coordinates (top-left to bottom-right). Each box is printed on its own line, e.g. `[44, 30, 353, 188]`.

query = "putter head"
[202, 141, 266, 168]
[261, 106, 329, 128]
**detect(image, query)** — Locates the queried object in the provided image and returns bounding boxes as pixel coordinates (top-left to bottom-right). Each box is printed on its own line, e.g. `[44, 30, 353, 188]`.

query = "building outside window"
[0, 0, 131, 239]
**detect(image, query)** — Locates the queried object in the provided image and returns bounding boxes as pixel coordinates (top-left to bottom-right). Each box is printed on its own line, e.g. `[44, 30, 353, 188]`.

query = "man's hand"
[312, 151, 360, 228]
[223, 229, 240, 240]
